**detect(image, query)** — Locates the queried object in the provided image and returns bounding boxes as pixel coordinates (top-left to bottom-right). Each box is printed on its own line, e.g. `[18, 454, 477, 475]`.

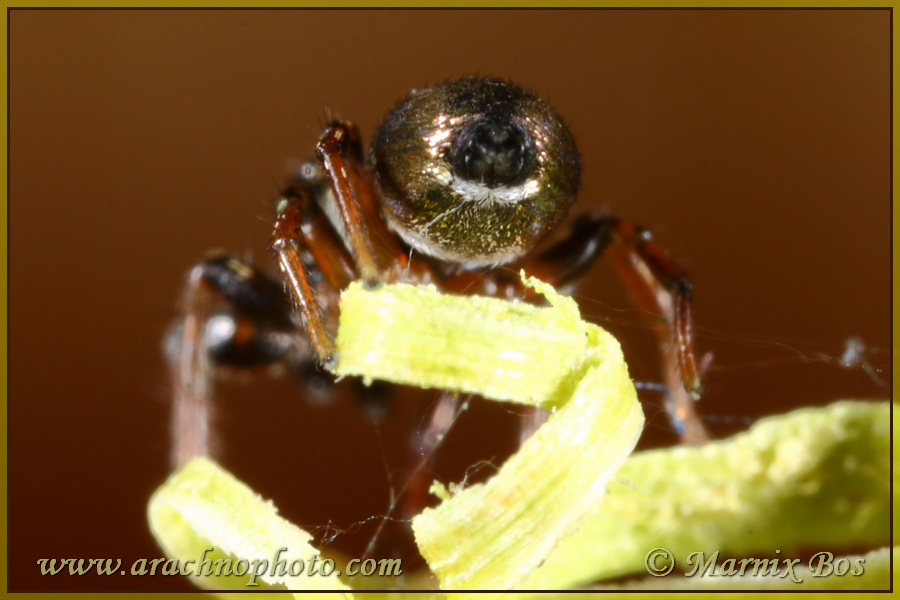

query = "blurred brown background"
[10, 9, 890, 591]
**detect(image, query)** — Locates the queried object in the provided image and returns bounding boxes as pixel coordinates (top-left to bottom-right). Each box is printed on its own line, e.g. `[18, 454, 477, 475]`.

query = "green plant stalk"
[148, 457, 351, 595]
[335, 275, 629, 410]
[335, 275, 644, 590]
[524, 400, 893, 590]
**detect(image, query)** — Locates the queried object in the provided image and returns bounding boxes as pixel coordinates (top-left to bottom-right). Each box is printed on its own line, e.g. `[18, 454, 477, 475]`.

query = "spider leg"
[317, 122, 434, 284]
[169, 236, 392, 471]
[403, 391, 462, 519]
[167, 254, 302, 467]
[279, 184, 356, 291]
[518, 214, 617, 289]
[518, 405, 550, 445]
[316, 123, 391, 284]
[168, 263, 214, 468]
[521, 213, 709, 443]
[271, 183, 401, 417]
[270, 186, 347, 366]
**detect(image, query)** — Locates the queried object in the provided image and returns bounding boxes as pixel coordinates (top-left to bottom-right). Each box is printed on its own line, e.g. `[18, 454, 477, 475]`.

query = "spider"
[167, 77, 707, 477]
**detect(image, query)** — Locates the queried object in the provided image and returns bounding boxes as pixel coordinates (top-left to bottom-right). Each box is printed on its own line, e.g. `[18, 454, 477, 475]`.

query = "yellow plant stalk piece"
[148, 456, 351, 595]
[335, 275, 644, 590]
[525, 400, 893, 590]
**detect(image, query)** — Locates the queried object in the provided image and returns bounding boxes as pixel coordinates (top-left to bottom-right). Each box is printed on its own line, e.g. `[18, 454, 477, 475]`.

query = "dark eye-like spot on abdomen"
[451, 121, 533, 188]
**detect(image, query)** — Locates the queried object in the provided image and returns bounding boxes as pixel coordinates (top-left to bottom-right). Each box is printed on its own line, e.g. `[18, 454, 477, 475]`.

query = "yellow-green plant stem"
[148, 457, 351, 595]
[525, 400, 893, 590]
[335, 275, 644, 590]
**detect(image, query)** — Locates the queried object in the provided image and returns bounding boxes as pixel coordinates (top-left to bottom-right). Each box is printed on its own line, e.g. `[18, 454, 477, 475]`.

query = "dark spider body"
[371, 78, 580, 266]
[168, 77, 706, 474]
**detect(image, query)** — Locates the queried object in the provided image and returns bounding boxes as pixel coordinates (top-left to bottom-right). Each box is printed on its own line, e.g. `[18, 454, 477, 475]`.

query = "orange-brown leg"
[168, 264, 215, 468]
[317, 123, 390, 284]
[277, 184, 356, 292]
[316, 122, 436, 285]
[167, 255, 300, 467]
[270, 191, 342, 367]
[403, 391, 463, 515]
[606, 219, 707, 443]
[516, 213, 708, 443]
